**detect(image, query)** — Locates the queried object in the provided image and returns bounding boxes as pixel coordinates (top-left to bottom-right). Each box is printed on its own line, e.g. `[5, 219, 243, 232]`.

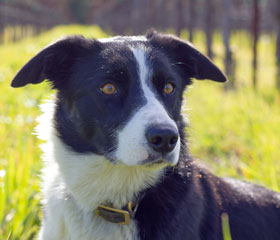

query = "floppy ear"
[11, 36, 99, 89]
[146, 31, 227, 83]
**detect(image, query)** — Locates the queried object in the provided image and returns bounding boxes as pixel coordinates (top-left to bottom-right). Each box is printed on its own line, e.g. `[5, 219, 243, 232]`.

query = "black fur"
[136, 162, 280, 239]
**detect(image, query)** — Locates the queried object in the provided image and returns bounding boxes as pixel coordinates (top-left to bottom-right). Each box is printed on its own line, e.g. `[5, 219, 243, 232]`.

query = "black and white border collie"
[12, 31, 280, 240]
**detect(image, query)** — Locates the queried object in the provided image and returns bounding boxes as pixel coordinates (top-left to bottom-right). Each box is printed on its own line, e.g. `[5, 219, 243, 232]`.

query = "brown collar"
[95, 201, 139, 225]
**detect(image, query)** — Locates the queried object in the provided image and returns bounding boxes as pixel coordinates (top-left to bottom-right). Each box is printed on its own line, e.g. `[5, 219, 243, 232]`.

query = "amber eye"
[100, 83, 117, 95]
[163, 82, 174, 95]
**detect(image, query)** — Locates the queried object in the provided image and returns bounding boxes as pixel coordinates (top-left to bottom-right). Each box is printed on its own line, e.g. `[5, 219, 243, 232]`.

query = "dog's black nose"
[146, 125, 178, 153]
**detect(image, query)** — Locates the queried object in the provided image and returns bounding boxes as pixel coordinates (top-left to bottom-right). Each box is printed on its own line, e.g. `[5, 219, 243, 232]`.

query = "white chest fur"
[39, 189, 140, 240]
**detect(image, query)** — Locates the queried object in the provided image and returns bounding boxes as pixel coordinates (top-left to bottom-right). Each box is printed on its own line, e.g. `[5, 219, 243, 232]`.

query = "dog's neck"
[37, 101, 171, 211]
[41, 133, 165, 212]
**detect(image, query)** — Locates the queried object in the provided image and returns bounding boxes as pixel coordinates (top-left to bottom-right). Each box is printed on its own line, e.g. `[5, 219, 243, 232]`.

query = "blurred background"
[0, 0, 280, 239]
[1, 0, 280, 88]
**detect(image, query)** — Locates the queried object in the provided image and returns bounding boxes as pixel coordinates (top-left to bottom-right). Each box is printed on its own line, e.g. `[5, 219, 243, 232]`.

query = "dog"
[11, 31, 280, 240]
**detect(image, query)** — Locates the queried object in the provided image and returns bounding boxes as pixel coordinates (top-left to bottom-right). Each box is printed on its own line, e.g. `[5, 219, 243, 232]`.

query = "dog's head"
[11, 31, 226, 168]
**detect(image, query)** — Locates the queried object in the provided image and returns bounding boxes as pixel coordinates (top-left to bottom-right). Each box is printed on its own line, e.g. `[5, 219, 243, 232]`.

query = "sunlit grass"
[0, 25, 279, 239]
[186, 83, 280, 191]
[222, 213, 232, 240]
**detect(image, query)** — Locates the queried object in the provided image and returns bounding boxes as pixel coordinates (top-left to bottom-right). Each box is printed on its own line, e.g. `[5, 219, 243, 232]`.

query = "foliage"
[0, 25, 279, 239]
[68, 0, 89, 23]
[187, 83, 280, 191]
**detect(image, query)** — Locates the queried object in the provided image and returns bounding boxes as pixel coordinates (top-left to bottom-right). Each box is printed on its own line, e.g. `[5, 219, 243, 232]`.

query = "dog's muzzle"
[146, 124, 178, 154]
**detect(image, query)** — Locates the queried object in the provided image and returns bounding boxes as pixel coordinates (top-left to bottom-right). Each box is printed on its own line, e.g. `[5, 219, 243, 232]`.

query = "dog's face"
[11, 31, 226, 168]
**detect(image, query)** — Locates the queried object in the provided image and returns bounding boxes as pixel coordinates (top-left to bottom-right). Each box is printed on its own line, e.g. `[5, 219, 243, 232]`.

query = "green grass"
[0, 25, 279, 239]
[187, 83, 280, 190]
[222, 212, 232, 240]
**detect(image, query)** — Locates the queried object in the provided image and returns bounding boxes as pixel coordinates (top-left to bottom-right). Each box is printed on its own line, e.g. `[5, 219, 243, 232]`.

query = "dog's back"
[134, 163, 280, 240]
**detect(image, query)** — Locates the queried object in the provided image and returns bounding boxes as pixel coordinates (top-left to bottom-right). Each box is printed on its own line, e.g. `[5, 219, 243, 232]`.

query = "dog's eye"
[100, 83, 117, 95]
[163, 82, 175, 95]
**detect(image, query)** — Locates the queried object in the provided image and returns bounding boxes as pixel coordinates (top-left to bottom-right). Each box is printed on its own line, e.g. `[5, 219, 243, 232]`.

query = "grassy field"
[0, 25, 279, 239]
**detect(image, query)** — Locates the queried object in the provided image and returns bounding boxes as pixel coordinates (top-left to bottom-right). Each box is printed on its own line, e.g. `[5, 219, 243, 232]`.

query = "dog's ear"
[146, 31, 227, 83]
[11, 36, 100, 89]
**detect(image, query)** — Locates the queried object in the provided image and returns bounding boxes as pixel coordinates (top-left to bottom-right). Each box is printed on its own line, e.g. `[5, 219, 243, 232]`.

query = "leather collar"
[95, 201, 139, 225]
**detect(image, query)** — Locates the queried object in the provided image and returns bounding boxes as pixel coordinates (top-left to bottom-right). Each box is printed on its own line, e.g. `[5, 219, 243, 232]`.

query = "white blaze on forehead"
[115, 46, 180, 166]
[131, 47, 150, 94]
[98, 36, 147, 43]
[131, 47, 178, 125]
